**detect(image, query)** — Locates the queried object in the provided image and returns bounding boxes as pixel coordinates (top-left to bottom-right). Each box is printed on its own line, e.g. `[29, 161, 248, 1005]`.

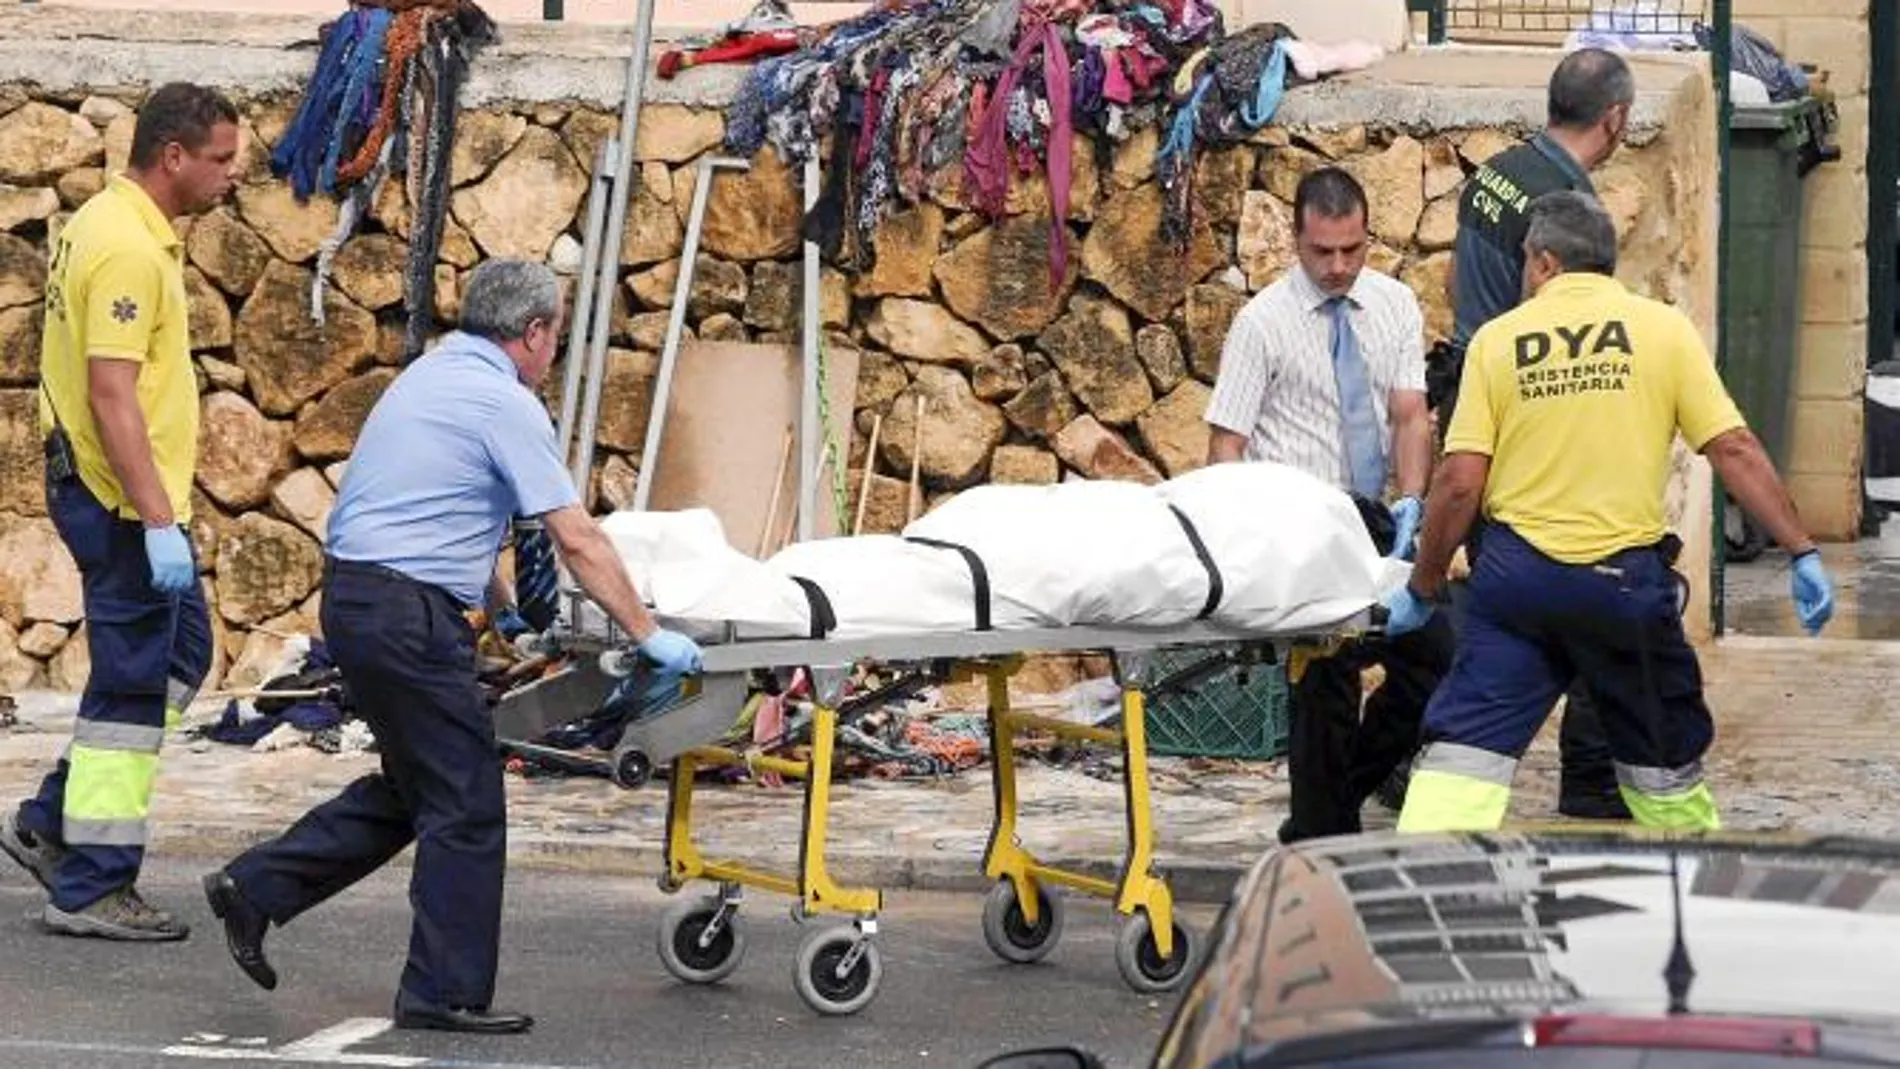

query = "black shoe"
[394, 999, 534, 1035]
[1558, 790, 1634, 821]
[203, 871, 277, 991]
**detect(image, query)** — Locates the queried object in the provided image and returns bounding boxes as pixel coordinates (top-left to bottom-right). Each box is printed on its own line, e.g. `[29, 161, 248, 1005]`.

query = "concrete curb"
[152, 823, 1252, 905]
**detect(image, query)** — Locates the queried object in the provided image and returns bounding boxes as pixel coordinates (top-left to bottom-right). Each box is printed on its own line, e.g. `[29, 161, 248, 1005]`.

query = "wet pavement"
[1722, 514, 1900, 640]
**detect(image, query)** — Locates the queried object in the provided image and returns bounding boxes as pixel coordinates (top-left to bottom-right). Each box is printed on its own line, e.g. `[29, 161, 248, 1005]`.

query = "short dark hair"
[1548, 47, 1635, 130]
[1526, 190, 1618, 275]
[1292, 166, 1368, 234]
[129, 83, 239, 170]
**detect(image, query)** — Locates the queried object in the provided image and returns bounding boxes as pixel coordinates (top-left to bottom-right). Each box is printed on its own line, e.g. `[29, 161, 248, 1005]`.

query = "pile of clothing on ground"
[694, 0, 1384, 266]
[190, 638, 376, 756]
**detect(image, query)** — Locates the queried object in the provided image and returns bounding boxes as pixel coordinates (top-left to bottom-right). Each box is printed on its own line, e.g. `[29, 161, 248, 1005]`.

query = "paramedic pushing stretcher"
[1204, 167, 1452, 844]
[200, 261, 704, 1035]
[1385, 191, 1834, 831]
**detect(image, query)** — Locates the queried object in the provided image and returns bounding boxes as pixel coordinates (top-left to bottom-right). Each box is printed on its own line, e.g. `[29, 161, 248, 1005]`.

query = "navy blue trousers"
[18, 475, 211, 912]
[1422, 524, 1712, 770]
[227, 560, 507, 1012]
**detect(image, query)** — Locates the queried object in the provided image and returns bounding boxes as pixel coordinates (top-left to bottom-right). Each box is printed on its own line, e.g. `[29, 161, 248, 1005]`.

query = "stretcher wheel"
[1115, 912, 1194, 995]
[657, 895, 746, 985]
[612, 748, 653, 790]
[981, 878, 1065, 964]
[792, 926, 882, 1016]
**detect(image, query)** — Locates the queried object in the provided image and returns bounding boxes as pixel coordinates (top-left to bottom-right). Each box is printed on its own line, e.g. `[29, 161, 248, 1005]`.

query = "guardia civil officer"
[0, 83, 240, 941]
[1436, 47, 1638, 820]
[200, 260, 704, 1034]
[1386, 191, 1833, 832]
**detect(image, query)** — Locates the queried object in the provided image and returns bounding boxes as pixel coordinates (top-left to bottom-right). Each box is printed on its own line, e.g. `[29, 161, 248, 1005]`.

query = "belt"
[322, 557, 483, 628]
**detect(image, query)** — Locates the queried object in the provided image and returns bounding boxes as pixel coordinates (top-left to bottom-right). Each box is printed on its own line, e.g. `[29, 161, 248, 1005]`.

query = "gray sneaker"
[41, 886, 190, 942]
[0, 814, 66, 891]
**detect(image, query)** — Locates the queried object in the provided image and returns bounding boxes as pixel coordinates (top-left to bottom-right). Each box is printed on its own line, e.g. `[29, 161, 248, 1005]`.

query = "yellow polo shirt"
[1445, 272, 1745, 563]
[38, 175, 198, 523]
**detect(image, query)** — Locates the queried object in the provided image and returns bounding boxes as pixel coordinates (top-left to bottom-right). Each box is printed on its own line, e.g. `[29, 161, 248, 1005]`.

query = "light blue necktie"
[1327, 296, 1387, 498]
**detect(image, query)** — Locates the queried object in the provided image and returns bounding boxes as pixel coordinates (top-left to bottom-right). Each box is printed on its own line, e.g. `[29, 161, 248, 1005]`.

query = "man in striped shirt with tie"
[1203, 166, 1451, 844]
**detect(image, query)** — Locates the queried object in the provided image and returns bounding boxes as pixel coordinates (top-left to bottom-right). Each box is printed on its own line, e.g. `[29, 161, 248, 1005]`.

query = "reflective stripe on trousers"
[1396, 742, 1517, 832]
[1615, 760, 1722, 830]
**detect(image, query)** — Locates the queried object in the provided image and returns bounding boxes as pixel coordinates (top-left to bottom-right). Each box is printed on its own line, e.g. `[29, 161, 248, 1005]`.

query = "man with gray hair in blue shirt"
[197, 259, 702, 1035]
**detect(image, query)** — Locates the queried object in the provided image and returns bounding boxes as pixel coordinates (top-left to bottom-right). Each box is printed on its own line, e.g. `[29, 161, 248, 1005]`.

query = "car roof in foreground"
[1159, 827, 1900, 1067]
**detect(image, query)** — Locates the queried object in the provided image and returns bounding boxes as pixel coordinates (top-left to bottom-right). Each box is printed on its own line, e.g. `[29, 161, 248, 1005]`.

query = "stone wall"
[0, 11, 1717, 690]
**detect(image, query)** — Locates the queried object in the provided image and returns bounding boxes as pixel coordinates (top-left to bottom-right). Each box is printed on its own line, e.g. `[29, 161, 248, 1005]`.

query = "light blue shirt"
[326, 331, 579, 607]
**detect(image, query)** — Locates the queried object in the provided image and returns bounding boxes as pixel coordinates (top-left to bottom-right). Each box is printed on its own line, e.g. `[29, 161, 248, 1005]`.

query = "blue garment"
[326, 332, 579, 607]
[1419, 523, 1710, 766]
[1327, 296, 1387, 498]
[19, 474, 213, 912]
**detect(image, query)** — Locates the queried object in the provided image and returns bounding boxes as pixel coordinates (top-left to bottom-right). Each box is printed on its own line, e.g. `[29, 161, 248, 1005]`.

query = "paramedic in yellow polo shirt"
[0, 83, 240, 942]
[1380, 190, 1833, 833]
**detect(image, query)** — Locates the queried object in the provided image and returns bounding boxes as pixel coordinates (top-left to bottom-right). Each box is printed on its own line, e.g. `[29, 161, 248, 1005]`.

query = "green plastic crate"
[1142, 646, 1290, 761]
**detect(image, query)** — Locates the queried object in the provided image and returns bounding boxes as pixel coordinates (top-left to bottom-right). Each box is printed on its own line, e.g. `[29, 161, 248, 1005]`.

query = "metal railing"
[1408, 0, 1708, 45]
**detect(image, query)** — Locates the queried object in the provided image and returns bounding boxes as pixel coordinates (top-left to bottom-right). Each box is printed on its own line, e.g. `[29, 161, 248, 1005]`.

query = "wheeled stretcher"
[495, 608, 1375, 1015]
[490, 462, 1403, 1015]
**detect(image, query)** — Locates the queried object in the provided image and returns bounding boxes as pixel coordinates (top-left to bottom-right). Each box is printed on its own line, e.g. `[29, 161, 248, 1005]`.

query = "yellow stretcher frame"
[619, 617, 1371, 1017]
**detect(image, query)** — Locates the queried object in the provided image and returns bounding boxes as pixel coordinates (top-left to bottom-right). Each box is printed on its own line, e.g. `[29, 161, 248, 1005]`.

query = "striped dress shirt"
[1202, 264, 1428, 494]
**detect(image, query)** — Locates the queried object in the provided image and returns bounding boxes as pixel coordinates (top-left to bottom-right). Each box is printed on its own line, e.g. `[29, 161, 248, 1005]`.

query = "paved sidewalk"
[1, 634, 1895, 905]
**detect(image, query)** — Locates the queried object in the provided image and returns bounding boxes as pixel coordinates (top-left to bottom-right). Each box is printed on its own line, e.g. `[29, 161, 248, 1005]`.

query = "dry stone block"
[185, 266, 233, 350]
[1002, 371, 1079, 441]
[1457, 128, 1516, 166]
[848, 470, 911, 535]
[56, 168, 104, 209]
[934, 217, 1076, 340]
[270, 467, 336, 542]
[294, 369, 396, 462]
[199, 354, 245, 391]
[1, 304, 43, 385]
[855, 350, 910, 411]
[1344, 135, 1424, 245]
[743, 260, 797, 332]
[1036, 296, 1151, 425]
[1237, 191, 1295, 290]
[1081, 184, 1223, 323]
[1137, 381, 1214, 478]
[855, 202, 943, 299]
[451, 111, 529, 187]
[1052, 415, 1163, 484]
[452, 125, 588, 261]
[699, 313, 746, 342]
[234, 260, 378, 417]
[330, 234, 407, 311]
[700, 150, 803, 262]
[989, 444, 1060, 485]
[596, 453, 639, 511]
[1135, 324, 1188, 394]
[1401, 252, 1456, 344]
[686, 257, 748, 319]
[1183, 284, 1249, 382]
[594, 349, 659, 454]
[1260, 144, 1327, 204]
[622, 181, 685, 267]
[17, 620, 67, 659]
[879, 367, 1007, 488]
[235, 181, 339, 264]
[0, 619, 45, 691]
[1416, 195, 1458, 252]
[865, 299, 990, 367]
[188, 208, 273, 297]
[0, 233, 47, 310]
[634, 105, 725, 163]
[1195, 146, 1255, 226]
[0, 184, 58, 232]
[1294, 125, 1367, 159]
[215, 512, 324, 627]
[972, 344, 1028, 403]
[1423, 137, 1465, 201]
[0, 103, 104, 182]
[48, 623, 89, 693]
[78, 95, 131, 127]
[0, 517, 82, 626]
[197, 391, 292, 510]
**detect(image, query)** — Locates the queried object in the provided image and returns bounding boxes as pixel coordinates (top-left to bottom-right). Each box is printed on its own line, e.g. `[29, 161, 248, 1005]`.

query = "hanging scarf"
[963, 17, 1070, 285]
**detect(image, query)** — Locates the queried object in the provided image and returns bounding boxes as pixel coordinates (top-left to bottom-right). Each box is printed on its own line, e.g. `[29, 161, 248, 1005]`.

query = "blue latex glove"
[1380, 583, 1435, 638]
[639, 627, 704, 675]
[1790, 550, 1834, 635]
[144, 525, 196, 595]
[1388, 496, 1423, 560]
[492, 606, 531, 640]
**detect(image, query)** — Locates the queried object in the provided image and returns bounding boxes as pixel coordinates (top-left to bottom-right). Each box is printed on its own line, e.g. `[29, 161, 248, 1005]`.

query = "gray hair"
[1548, 47, 1634, 130]
[459, 259, 561, 342]
[1525, 190, 1618, 276]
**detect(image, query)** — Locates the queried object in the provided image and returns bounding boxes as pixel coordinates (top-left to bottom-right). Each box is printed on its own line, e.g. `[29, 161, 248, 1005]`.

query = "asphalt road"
[0, 860, 1211, 1069]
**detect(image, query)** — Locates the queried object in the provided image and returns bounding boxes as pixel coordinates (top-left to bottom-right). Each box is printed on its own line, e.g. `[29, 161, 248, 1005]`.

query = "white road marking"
[277, 1019, 404, 1060]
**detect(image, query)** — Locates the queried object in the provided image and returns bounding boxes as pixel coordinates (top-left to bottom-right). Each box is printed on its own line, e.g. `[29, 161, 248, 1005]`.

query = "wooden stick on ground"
[853, 411, 884, 536]
[907, 394, 925, 524]
[757, 423, 795, 558]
